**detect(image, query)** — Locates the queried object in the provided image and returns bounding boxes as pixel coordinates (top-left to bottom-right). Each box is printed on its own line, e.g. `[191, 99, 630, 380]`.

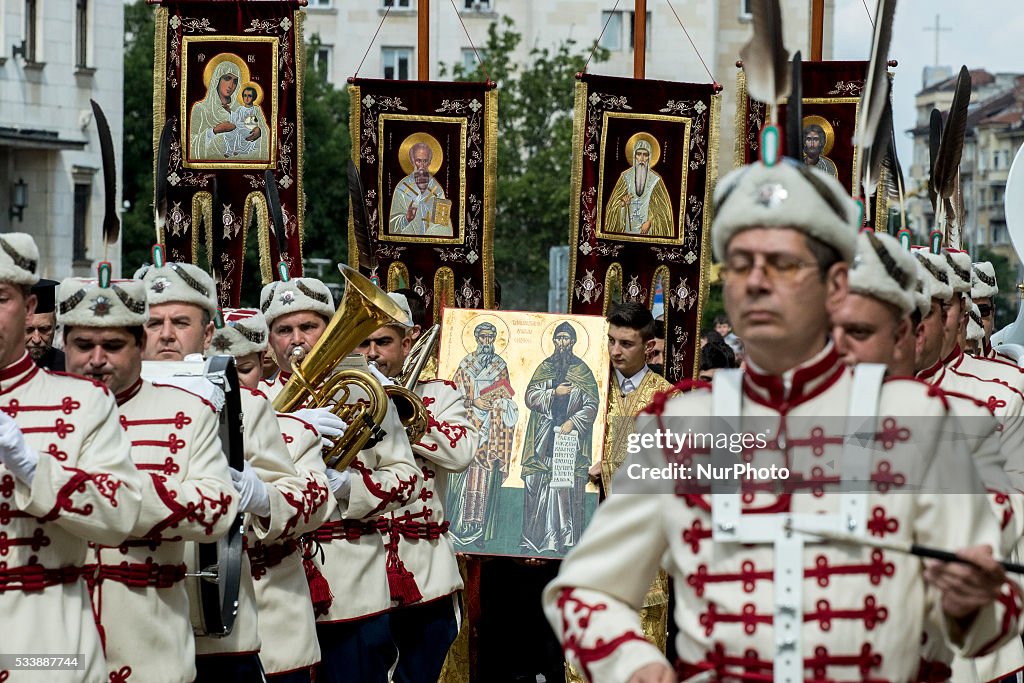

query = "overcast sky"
[831, 0, 1024, 165]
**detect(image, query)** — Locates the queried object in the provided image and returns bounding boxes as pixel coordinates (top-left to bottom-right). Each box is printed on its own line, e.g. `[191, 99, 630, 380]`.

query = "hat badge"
[279, 290, 296, 306]
[90, 295, 112, 317]
[755, 183, 788, 209]
[150, 276, 171, 293]
[211, 334, 234, 352]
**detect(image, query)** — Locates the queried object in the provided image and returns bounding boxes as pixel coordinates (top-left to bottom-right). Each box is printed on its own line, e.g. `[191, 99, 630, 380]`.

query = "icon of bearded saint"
[603, 138, 675, 237]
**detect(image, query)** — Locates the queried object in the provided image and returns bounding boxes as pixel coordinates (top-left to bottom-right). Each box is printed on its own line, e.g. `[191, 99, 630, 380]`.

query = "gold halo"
[802, 115, 835, 157]
[460, 314, 510, 357]
[625, 132, 661, 168]
[203, 53, 250, 91]
[399, 133, 444, 176]
[540, 319, 589, 358]
[237, 81, 264, 107]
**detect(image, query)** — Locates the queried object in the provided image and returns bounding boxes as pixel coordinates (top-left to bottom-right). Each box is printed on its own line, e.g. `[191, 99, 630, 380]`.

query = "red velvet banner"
[153, 0, 305, 306]
[348, 78, 497, 318]
[567, 73, 721, 382]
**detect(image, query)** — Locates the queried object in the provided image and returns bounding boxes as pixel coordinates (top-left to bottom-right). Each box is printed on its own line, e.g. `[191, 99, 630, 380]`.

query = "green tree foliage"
[121, 7, 349, 301]
[444, 18, 606, 310]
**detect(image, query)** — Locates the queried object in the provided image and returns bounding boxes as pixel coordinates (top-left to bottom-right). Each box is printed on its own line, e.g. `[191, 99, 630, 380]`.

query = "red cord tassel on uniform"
[386, 560, 422, 606]
[303, 557, 334, 617]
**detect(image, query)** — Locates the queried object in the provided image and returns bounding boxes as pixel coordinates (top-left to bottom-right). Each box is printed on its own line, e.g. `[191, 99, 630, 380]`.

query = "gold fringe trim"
[294, 10, 306, 268]
[434, 267, 455, 323]
[190, 192, 213, 269]
[693, 91, 722, 380]
[734, 68, 747, 171]
[387, 262, 409, 291]
[153, 8, 169, 248]
[347, 84, 361, 269]
[481, 86, 498, 309]
[603, 263, 623, 314]
[566, 79, 589, 314]
[240, 192, 272, 284]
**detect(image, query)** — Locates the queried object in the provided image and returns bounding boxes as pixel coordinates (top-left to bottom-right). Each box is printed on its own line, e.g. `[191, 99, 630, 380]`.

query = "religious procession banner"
[153, 1, 305, 306]
[567, 73, 720, 383]
[437, 309, 610, 559]
[735, 60, 891, 229]
[348, 79, 497, 320]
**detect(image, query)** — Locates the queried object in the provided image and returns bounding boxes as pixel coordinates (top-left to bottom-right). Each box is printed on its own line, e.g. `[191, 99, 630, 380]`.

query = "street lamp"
[9, 179, 27, 222]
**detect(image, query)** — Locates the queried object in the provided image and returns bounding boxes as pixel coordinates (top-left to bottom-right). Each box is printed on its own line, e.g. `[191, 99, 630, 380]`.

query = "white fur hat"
[944, 249, 972, 294]
[967, 302, 985, 342]
[912, 247, 954, 303]
[972, 261, 998, 300]
[711, 159, 859, 262]
[260, 273, 335, 327]
[911, 260, 933, 319]
[58, 263, 148, 328]
[140, 245, 218, 316]
[0, 233, 40, 286]
[208, 308, 268, 357]
[848, 231, 917, 316]
[386, 292, 414, 328]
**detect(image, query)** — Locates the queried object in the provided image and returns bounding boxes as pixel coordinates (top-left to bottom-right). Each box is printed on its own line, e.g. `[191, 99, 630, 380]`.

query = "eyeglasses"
[977, 304, 993, 318]
[720, 253, 819, 283]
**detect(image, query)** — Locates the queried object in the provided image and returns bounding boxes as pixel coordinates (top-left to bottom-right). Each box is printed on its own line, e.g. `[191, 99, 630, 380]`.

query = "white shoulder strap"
[839, 363, 886, 536]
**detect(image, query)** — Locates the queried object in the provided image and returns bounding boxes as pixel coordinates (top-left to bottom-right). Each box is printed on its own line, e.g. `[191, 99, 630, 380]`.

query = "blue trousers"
[195, 653, 266, 683]
[316, 613, 396, 683]
[391, 595, 460, 683]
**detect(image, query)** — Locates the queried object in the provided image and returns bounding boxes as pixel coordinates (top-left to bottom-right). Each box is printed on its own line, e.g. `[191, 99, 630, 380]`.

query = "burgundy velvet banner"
[567, 73, 721, 382]
[348, 78, 497, 317]
[153, 0, 305, 306]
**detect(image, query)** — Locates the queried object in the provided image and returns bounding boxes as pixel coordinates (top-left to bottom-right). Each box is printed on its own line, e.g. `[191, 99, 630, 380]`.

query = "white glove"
[293, 408, 348, 448]
[324, 468, 353, 501]
[368, 364, 395, 387]
[0, 413, 39, 485]
[230, 462, 271, 517]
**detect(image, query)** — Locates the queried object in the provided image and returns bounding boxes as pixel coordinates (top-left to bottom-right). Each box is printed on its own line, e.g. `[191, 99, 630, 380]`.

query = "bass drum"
[141, 355, 246, 637]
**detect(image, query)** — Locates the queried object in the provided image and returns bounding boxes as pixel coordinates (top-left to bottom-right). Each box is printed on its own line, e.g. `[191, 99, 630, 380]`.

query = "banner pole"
[810, 0, 824, 61]
[634, 0, 647, 79]
[418, 0, 430, 80]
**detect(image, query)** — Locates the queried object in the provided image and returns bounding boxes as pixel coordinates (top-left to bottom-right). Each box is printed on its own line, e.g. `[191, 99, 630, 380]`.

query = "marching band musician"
[971, 262, 1010, 362]
[257, 274, 424, 683]
[833, 231, 1024, 681]
[137, 249, 319, 682]
[354, 292, 475, 683]
[542, 158, 1023, 682]
[0, 234, 144, 682]
[207, 308, 338, 683]
[58, 266, 238, 683]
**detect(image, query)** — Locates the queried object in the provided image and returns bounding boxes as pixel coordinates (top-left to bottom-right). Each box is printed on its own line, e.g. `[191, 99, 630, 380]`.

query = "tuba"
[272, 264, 419, 469]
[380, 324, 441, 445]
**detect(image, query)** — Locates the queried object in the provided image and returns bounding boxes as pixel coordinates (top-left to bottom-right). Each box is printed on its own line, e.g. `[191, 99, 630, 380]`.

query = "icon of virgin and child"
[189, 56, 271, 163]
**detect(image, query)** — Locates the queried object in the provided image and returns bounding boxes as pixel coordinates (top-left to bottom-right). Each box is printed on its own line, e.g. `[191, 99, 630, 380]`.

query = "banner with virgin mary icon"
[153, 1, 305, 306]
[567, 73, 721, 382]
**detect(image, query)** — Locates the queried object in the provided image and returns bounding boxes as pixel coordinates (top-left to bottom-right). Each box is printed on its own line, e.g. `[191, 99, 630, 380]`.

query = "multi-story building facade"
[303, 0, 834, 173]
[907, 69, 1024, 273]
[0, 0, 124, 277]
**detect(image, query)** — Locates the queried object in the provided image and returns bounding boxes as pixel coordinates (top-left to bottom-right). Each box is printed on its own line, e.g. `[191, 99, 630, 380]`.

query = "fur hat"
[967, 302, 985, 342]
[912, 247, 954, 303]
[0, 233, 40, 286]
[972, 261, 998, 300]
[208, 308, 268, 357]
[711, 159, 859, 262]
[944, 249, 972, 294]
[58, 263, 148, 328]
[260, 266, 335, 328]
[848, 231, 917, 316]
[140, 245, 218, 316]
[386, 293, 414, 328]
[911, 260, 933, 320]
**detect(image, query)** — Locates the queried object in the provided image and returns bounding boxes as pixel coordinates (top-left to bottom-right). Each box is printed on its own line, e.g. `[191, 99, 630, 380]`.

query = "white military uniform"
[97, 380, 238, 683]
[250, 411, 336, 675]
[543, 345, 1023, 682]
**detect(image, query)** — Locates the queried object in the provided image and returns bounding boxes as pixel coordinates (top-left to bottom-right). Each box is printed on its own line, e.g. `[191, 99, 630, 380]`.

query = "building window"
[740, 0, 753, 18]
[382, 47, 412, 80]
[24, 0, 38, 62]
[307, 0, 332, 7]
[76, 0, 89, 68]
[313, 44, 332, 77]
[994, 151, 1002, 170]
[73, 184, 91, 262]
[382, 0, 411, 8]
[464, 0, 491, 9]
[599, 10, 623, 51]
